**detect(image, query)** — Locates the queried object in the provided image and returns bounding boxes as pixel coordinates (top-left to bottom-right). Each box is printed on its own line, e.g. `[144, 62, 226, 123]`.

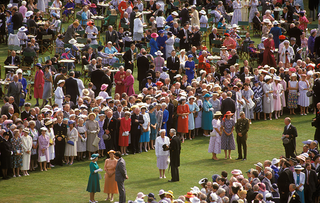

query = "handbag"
[248, 99, 255, 109]
[92, 136, 100, 147]
[210, 131, 216, 137]
[102, 134, 111, 140]
[67, 140, 74, 146]
[307, 90, 314, 97]
[20, 92, 26, 99]
[122, 131, 129, 136]
[39, 155, 46, 162]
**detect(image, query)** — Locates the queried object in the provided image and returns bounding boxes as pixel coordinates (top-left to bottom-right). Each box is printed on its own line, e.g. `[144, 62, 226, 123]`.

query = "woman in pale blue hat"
[202, 93, 214, 136]
[87, 153, 103, 203]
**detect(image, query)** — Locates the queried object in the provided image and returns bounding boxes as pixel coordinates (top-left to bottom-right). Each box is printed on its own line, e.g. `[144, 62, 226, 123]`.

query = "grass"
[0, 112, 315, 203]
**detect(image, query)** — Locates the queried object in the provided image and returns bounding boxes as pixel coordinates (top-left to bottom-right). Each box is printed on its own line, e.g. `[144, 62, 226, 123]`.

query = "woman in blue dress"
[161, 103, 169, 136]
[149, 105, 157, 150]
[97, 114, 106, 157]
[221, 111, 235, 159]
[252, 80, 263, 120]
[156, 30, 167, 58]
[187, 96, 199, 140]
[202, 93, 213, 137]
[5, 10, 13, 34]
[87, 154, 102, 203]
[209, 93, 221, 114]
[185, 54, 195, 84]
[150, 33, 159, 57]
[17, 69, 27, 107]
[62, 0, 75, 22]
[105, 41, 120, 63]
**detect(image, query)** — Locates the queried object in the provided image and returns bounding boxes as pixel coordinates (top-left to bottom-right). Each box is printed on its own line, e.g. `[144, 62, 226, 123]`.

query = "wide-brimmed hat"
[158, 29, 164, 34]
[137, 192, 146, 199]
[155, 50, 163, 56]
[90, 3, 97, 8]
[108, 150, 115, 154]
[214, 111, 223, 116]
[290, 73, 297, 78]
[45, 120, 53, 126]
[22, 128, 30, 133]
[40, 127, 48, 132]
[135, 12, 142, 18]
[254, 162, 263, 169]
[165, 190, 174, 198]
[274, 76, 281, 81]
[271, 158, 280, 165]
[231, 169, 242, 175]
[185, 192, 194, 199]
[101, 84, 108, 91]
[190, 197, 200, 203]
[162, 66, 168, 72]
[151, 33, 158, 38]
[174, 74, 182, 79]
[198, 178, 208, 185]
[172, 11, 178, 16]
[88, 112, 96, 119]
[203, 93, 212, 98]
[57, 79, 65, 85]
[25, 11, 33, 18]
[18, 26, 28, 32]
[90, 153, 99, 160]
[258, 183, 266, 192]
[225, 111, 234, 116]
[294, 165, 304, 170]
[188, 54, 193, 58]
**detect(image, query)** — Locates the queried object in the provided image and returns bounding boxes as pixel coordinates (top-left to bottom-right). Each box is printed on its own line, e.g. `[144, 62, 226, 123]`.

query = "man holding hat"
[282, 117, 297, 158]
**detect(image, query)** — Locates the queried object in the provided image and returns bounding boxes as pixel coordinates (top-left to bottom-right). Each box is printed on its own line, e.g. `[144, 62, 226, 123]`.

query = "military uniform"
[53, 122, 67, 166]
[235, 117, 249, 160]
[21, 110, 31, 121]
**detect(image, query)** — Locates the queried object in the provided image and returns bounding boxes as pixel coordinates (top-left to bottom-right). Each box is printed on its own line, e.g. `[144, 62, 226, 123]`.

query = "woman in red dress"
[118, 111, 131, 155]
[262, 34, 277, 68]
[114, 66, 126, 95]
[177, 97, 190, 143]
[34, 63, 44, 106]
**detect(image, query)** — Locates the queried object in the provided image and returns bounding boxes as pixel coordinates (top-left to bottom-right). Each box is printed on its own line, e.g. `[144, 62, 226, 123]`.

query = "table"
[97, 2, 109, 15]
[49, 7, 61, 11]
[75, 43, 85, 48]
[59, 59, 75, 63]
[91, 15, 104, 27]
[0, 80, 10, 95]
[36, 21, 45, 25]
[27, 35, 36, 38]
[109, 69, 120, 72]
[4, 65, 18, 69]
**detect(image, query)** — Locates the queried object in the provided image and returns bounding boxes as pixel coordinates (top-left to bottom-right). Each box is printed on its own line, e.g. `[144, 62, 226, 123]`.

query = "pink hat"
[258, 183, 266, 192]
[151, 33, 158, 38]
[101, 84, 108, 91]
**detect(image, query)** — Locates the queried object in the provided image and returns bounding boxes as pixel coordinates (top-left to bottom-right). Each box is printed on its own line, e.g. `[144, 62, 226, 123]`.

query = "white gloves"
[11, 151, 13, 155]
[81, 137, 85, 142]
[209, 108, 214, 111]
[94, 168, 103, 173]
[91, 131, 97, 134]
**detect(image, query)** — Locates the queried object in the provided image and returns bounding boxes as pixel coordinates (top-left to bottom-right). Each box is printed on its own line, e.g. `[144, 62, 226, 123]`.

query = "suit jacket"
[169, 136, 181, 167]
[282, 124, 297, 148]
[227, 54, 239, 66]
[0, 103, 10, 117]
[180, 8, 190, 25]
[278, 168, 294, 196]
[82, 52, 96, 65]
[21, 110, 31, 121]
[7, 81, 22, 105]
[304, 169, 317, 193]
[105, 30, 119, 45]
[103, 116, 117, 138]
[240, 73, 253, 83]
[170, 26, 180, 36]
[4, 56, 21, 66]
[131, 114, 144, 135]
[101, 74, 113, 95]
[287, 191, 300, 203]
[167, 56, 180, 72]
[191, 31, 201, 47]
[178, 28, 191, 49]
[91, 69, 105, 93]
[129, 11, 136, 31]
[137, 55, 150, 81]
[123, 49, 134, 70]
[53, 122, 68, 139]
[64, 24, 75, 43]
[65, 77, 80, 104]
[246, 190, 257, 203]
[252, 16, 262, 30]
[115, 157, 127, 182]
[12, 12, 23, 30]
[221, 97, 236, 115]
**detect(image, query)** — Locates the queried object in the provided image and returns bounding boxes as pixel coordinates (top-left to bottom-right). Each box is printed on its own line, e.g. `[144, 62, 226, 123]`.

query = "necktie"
[172, 57, 174, 63]
[306, 170, 309, 185]
[88, 54, 91, 61]
[12, 57, 14, 65]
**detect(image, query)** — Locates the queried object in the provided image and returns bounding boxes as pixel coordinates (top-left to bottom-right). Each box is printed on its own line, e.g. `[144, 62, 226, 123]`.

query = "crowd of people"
[1, 0, 320, 202]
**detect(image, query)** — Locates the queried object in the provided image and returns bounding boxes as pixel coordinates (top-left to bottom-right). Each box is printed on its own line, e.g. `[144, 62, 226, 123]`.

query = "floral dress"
[208, 119, 221, 154]
[77, 125, 87, 152]
[30, 128, 39, 160]
[288, 80, 298, 109]
[11, 137, 23, 168]
[98, 120, 106, 150]
[221, 118, 236, 150]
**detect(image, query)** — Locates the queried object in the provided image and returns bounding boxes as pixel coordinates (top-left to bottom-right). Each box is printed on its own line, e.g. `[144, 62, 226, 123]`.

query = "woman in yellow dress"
[104, 150, 118, 201]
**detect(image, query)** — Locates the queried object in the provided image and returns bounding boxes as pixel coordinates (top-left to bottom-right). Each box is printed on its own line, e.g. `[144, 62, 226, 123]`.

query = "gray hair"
[126, 69, 132, 74]
[222, 197, 229, 203]
[170, 128, 176, 135]
[216, 188, 226, 195]
[10, 124, 17, 130]
[29, 120, 36, 126]
[119, 66, 124, 70]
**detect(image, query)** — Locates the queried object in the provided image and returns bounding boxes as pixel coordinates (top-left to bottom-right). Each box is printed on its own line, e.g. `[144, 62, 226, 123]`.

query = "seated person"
[55, 34, 64, 54]
[26, 12, 37, 35]
[97, 46, 117, 66]
[50, 13, 61, 32]
[120, 12, 130, 31]
[34, 11, 43, 22]
[88, 58, 97, 76]
[104, 41, 120, 63]
[248, 41, 258, 58]
[219, 49, 239, 73]
[81, 38, 92, 52]
[82, 47, 96, 65]
[222, 33, 236, 50]
[61, 48, 76, 70]
[23, 42, 36, 64]
[5, 51, 21, 66]
[6, 70, 15, 81]
[30, 38, 39, 52]
[62, 0, 75, 23]
[17, 26, 28, 46]
[252, 11, 262, 31]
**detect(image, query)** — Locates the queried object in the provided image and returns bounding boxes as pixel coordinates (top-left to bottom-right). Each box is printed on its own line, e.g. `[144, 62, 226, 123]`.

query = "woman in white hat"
[154, 50, 165, 73]
[273, 76, 283, 119]
[199, 10, 208, 28]
[65, 120, 78, 165]
[133, 12, 144, 41]
[280, 40, 294, 67]
[298, 74, 310, 115]
[288, 73, 299, 115]
[187, 96, 200, 140]
[155, 129, 170, 179]
[263, 75, 274, 120]
[140, 106, 151, 152]
[38, 127, 50, 171]
[55, 80, 65, 109]
[293, 165, 305, 203]
[208, 111, 223, 160]
[179, 49, 188, 71]
[21, 128, 32, 176]
[17, 26, 28, 46]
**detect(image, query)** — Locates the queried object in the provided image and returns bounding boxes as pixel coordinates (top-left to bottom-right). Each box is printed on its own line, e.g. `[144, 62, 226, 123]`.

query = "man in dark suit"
[219, 49, 240, 73]
[166, 128, 181, 182]
[1, 96, 10, 117]
[23, 42, 36, 65]
[252, 11, 262, 31]
[65, 71, 80, 104]
[167, 50, 180, 82]
[115, 152, 128, 203]
[235, 111, 249, 160]
[129, 7, 138, 32]
[103, 109, 118, 151]
[170, 22, 180, 36]
[11, 6, 23, 30]
[105, 25, 119, 46]
[220, 91, 236, 115]
[287, 184, 301, 203]
[179, 3, 190, 26]
[21, 102, 31, 121]
[63, 21, 78, 43]
[137, 51, 150, 91]
[91, 65, 105, 97]
[7, 74, 22, 106]
[240, 67, 253, 83]
[53, 116, 67, 165]
[178, 23, 191, 51]
[191, 26, 201, 48]
[278, 160, 294, 203]
[101, 69, 113, 96]
[5, 51, 21, 66]
[287, 22, 302, 47]
[166, 97, 175, 133]
[82, 47, 96, 65]
[123, 43, 135, 72]
[282, 117, 297, 158]
[304, 163, 317, 203]
[131, 108, 144, 154]
[0, 131, 13, 179]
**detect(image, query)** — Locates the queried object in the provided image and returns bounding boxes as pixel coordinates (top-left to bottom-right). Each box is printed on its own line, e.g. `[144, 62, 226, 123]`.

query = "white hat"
[188, 96, 196, 101]
[273, 20, 279, 25]
[135, 12, 142, 18]
[232, 24, 239, 28]
[136, 192, 146, 199]
[264, 75, 272, 80]
[269, 67, 277, 72]
[58, 79, 65, 85]
[190, 197, 200, 203]
[199, 10, 206, 15]
[274, 76, 281, 81]
[263, 19, 271, 24]
[22, 1, 27, 5]
[101, 106, 109, 111]
[291, 73, 297, 77]
[158, 189, 165, 196]
[68, 38, 77, 44]
[263, 65, 270, 69]
[95, 96, 103, 100]
[261, 37, 267, 42]
[7, 3, 12, 8]
[155, 50, 163, 56]
[179, 96, 186, 101]
[18, 26, 28, 32]
[25, 11, 33, 18]
[284, 68, 289, 72]
[40, 127, 47, 131]
[307, 71, 314, 76]
[297, 47, 303, 52]
[180, 49, 186, 53]
[174, 74, 182, 78]
[190, 186, 201, 194]
[271, 158, 280, 165]
[210, 193, 218, 201]
[16, 69, 23, 74]
[172, 11, 178, 16]
[199, 70, 206, 75]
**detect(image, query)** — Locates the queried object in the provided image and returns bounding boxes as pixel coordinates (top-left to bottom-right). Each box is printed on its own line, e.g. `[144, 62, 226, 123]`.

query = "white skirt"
[208, 135, 221, 154]
[157, 155, 169, 170]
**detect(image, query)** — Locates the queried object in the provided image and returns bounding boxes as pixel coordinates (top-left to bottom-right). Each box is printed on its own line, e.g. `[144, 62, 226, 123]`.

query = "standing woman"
[34, 63, 44, 107]
[161, 103, 169, 135]
[209, 93, 221, 114]
[202, 94, 214, 137]
[298, 74, 310, 115]
[263, 75, 274, 120]
[97, 114, 106, 157]
[118, 111, 131, 155]
[77, 118, 87, 161]
[155, 129, 170, 179]
[29, 120, 38, 171]
[155, 103, 163, 134]
[45, 120, 55, 169]
[248, 0, 258, 23]
[41, 65, 52, 108]
[104, 150, 118, 201]
[38, 127, 50, 171]
[65, 120, 78, 165]
[140, 106, 150, 152]
[273, 76, 283, 119]
[241, 0, 249, 21]
[185, 54, 196, 84]
[187, 96, 199, 140]
[242, 83, 254, 124]
[195, 94, 203, 136]
[11, 129, 23, 177]
[165, 31, 175, 59]
[293, 165, 305, 203]
[177, 97, 190, 143]
[154, 50, 165, 73]
[55, 80, 65, 109]
[87, 154, 103, 203]
[231, 0, 242, 25]
[149, 105, 157, 150]
[21, 128, 32, 176]
[208, 111, 223, 160]
[150, 33, 159, 57]
[133, 12, 144, 42]
[221, 111, 236, 159]
[86, 113, 100, 158]
[85, 21, 98, 44]
[262, 34, 277, 68]
[288, 73, 299, 115]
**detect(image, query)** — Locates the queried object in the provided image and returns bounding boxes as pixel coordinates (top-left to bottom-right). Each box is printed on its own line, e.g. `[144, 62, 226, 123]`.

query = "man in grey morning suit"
[115, 151, 128, 203]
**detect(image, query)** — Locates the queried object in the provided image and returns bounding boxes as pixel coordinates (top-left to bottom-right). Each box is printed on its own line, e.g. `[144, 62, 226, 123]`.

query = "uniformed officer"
[53, 116, 67, 166]
[0, 131, 13, 179]
[235, 111, 249, 160]
[21, 102, 32, 121]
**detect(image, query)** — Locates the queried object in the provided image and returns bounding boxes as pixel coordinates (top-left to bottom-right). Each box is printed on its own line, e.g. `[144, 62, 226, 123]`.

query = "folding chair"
[41, 35, 54, 54]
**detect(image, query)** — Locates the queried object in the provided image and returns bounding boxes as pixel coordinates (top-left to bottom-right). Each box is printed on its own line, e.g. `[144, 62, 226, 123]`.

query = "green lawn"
[0, 113, 315, 203]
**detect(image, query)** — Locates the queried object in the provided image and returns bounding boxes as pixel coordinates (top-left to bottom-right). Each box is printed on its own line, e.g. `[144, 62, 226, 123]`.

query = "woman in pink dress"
[153, 51, 165, 72]
[273, 76, 283, 119]
[114, 66, 126, 95]
[262, 34, 277, 68]
[123, 69, 135, 96]
[38, 127, 50, 171]
[118, 111, 131, 155]
[34, 63, 44, 106]
[298, 12, 309, 31]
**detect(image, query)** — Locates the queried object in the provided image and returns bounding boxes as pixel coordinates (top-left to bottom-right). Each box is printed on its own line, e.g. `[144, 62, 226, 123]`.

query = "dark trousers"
[54, 140, 65, 165]
[116, 180, 126, 203]
[170, 165, 179, 181]
[304, 185, 314, 203]
[283, 143, 295, 158]
[236, 135, 247, 159]
[130, 130, 141, 153]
